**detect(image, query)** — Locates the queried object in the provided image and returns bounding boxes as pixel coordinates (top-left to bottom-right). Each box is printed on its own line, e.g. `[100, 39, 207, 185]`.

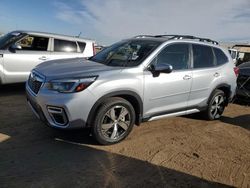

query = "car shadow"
[0, 128, 234, 188]
[220, 115, 250, 131]
[233, 97, 250, 106]
[184, 113, 250, 131]
[182, 113, 206, 121]
[51, 128, 99, 145]
[0, 83, 26, 97]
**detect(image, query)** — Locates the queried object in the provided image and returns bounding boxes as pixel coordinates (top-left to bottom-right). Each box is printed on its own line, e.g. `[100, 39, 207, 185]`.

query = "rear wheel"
[204, 89, 226, 120]
[92, 97, 135, 145]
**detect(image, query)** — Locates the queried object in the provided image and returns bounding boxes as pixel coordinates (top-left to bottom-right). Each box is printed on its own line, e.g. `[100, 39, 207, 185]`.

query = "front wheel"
[204, 89, 226, 120]
[92, 97, 135, 145]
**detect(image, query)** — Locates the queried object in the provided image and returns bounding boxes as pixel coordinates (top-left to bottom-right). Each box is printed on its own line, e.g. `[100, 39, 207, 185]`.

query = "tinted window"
[90, 40, 161, 67]
[54, 39, 77, 52]
[214, 48, 228, 65]
[154, 43, 189, 70]
[16, 35, 48, 51]
[78, 42, 86, 52]
[0, 32, 25, 49]
[193, 44, 214, 68]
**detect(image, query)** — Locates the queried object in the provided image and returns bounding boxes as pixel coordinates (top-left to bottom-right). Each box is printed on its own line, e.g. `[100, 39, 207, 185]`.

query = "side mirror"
[148, 64, 173, 74]
[155, 64, 173, 73]
[9, 44, 22, 52]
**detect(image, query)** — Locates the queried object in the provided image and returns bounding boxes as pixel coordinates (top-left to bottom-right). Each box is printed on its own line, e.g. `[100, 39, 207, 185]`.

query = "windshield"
[0, 32, 25, 49]
[90, 40, 161, 67]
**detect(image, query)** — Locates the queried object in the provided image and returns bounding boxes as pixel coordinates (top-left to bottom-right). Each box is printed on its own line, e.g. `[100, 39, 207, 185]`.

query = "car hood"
[34, 58, 122, 80]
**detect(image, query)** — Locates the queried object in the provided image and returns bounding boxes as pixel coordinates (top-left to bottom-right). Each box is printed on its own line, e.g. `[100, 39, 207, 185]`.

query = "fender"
[87, 90, 143, 126]
[207, 83, 231, 105]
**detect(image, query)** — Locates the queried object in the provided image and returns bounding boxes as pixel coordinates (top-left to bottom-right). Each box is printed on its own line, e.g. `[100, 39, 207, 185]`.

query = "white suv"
[0, 30, 95, 84]
[26, 35, 238, 145]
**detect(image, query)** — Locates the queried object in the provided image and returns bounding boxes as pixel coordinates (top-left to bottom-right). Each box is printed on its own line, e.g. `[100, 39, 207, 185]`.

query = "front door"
[3, 35, 50, 83]
[143, 43, 192, 117]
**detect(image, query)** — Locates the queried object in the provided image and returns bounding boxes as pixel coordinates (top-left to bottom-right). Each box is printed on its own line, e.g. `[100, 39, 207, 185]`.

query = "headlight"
[46, 76, 97, 93]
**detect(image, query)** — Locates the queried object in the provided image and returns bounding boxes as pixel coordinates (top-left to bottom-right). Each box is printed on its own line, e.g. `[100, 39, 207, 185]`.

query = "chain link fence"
[233, 74, 250, 106]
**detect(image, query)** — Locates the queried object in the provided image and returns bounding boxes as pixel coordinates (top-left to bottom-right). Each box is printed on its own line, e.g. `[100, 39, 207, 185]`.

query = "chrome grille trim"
[28, 71, 45, 95]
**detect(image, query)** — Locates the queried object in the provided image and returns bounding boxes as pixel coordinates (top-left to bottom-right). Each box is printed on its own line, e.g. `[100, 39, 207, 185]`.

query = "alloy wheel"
[101, 105, 131, 140]
[210, 94, 225, 119]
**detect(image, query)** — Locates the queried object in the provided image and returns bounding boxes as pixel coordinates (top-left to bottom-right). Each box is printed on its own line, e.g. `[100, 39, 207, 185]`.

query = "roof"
[10, 30, 95, 42]
[233, 45, 250, 53]
[233, 44, 250, 48]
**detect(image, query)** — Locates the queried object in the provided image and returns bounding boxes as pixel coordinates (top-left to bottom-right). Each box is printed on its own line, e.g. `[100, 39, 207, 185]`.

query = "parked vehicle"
[228, 48, 239, 65]
[236, 61, 250, 101]
[26, 35, 237, 145]
[231, 44, 250, 66]
[0, 30, 95, 84]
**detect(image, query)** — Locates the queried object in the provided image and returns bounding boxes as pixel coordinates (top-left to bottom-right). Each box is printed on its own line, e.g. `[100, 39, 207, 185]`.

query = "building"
[232, 44, 250, 65]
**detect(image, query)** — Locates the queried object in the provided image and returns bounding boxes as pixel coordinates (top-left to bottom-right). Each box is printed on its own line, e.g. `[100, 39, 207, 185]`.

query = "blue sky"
[0, 1, 94, 37]
[0, 0, 250, 45]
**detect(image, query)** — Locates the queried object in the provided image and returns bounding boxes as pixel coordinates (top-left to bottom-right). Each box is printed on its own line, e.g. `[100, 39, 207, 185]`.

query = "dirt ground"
[0, 84, 249, 188]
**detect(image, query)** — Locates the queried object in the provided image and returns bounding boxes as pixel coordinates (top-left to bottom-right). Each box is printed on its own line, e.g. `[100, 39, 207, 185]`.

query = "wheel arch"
[87, 90, 143, 127]
[208, 83, 231, 106]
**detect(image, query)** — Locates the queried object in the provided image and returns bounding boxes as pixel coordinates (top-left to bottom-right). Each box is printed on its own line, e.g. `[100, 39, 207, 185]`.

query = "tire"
[203, 89, 226, 120]
[92, 97, 135, 145]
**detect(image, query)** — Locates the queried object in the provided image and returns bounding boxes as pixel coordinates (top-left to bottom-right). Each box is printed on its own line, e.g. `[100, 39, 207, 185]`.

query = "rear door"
[188, 44, 222, 107]
[3, 35, 50, 83]
[49, 38, 83, 60]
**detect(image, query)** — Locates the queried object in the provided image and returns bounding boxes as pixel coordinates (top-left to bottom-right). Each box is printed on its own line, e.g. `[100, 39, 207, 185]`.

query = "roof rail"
[133, 34, 219, 45]
[134, 35, 156, 38]
[162, 35, 219, 45]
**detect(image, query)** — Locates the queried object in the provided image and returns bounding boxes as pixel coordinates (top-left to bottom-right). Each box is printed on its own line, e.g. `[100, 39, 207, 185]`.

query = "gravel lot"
[0, 84, 249, 188]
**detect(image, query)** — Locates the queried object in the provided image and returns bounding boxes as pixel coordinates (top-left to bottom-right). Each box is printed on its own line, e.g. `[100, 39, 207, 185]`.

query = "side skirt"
[146, 109, 200, 122]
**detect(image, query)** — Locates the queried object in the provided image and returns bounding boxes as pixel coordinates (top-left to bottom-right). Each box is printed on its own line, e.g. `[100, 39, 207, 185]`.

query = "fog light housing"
[47, 106, 68, 126]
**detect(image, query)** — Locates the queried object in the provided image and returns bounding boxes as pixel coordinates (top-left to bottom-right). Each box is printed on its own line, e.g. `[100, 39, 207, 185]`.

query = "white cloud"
[54, 0, 250, 44]
[54, 2, 85, 25]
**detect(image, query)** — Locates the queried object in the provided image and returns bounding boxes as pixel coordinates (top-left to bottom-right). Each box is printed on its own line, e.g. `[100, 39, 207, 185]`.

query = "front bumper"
[27, 93, 49, 125]
[26, 83, 96, 129]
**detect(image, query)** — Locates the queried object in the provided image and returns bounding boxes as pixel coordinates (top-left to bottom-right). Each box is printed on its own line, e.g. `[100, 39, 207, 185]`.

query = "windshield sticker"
[131, 52, 139, 60]
[11, 32, 21, 36]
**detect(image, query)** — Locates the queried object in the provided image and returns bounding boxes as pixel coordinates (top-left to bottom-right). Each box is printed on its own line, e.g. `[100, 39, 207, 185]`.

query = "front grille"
[28, 71, 44, 94]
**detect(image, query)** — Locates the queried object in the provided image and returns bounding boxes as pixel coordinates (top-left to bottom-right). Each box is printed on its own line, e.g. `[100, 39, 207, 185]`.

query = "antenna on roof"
[77, 32, 82, 38]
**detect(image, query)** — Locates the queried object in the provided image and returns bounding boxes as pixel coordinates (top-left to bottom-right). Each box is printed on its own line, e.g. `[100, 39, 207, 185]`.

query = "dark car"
[236, 61, 250, 102]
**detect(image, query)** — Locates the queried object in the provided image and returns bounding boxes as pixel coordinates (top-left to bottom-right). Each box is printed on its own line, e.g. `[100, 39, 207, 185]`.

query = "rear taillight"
[234, 67, 239, 77]
[92, 43, 96, 55]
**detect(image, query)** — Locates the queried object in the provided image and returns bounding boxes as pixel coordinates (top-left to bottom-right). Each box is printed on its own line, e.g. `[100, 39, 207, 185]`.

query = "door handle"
[39, 56, 47, 61]
[0, 54, 3, 58]
[214, 72, 220, 77]
[183, 75, 192, 80]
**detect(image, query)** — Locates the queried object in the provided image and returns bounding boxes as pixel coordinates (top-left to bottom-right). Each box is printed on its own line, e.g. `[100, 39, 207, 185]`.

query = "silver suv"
[0, 30, 95, 84]
[26, 35, 237, 145]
